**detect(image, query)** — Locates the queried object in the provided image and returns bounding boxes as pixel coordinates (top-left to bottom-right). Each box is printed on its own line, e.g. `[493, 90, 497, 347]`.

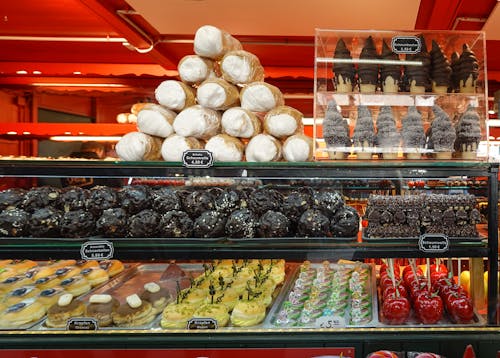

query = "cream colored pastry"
[230, 300, 266, 327]
[137, 104, 176, 138]
[193, 303, 229, 327]
[80, 267, 109, 287]
[112, 294, 155, 327]
[205, 134, 244, 162]
[178, 55, 217, 85]
[154, 80, 196, 112]
[194, 25, 242, 60]
[3, 286, 40, 306]
[240, 82, 284, 113]
[221, 107, 262, 138]
[161, 302, 196, 329]
[37, 287, 66, 309]
[116, 132, 163, 161]
[59, 275, 91, 297]
[46, 294, 85, 328]
[245, 134, 282, 162]
[282, 134, 314, 162]
[196, 78, 240, 110]
[1, 299, 46, 328]
[173, 105, 221, 140]
[263, 106, 303, 139]
[0, 275, 32, 295]
[221, 50, 265, 85]
[161, 134, 203, 162]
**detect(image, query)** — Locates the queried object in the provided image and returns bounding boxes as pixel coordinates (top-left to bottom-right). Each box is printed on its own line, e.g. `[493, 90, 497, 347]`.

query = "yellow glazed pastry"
[230, 300, 266, 327]
[160, 302, 196, 329]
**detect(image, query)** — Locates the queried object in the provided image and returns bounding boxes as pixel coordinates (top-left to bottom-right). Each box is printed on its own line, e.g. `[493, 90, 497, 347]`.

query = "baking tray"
[228, 236, 358, 244]
[362, 230, 485, 243]
[266, 262, 378, 329]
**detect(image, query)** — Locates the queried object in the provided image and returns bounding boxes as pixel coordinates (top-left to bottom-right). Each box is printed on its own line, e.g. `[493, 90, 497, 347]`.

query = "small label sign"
[391, 36, 421, 54]
[80, 241, 114, 261]
[419, 234, 449, 253]
[187, 318, 218, 330]
[315, 315, 346, 329]
[66, 318, 98, 331]
[182, 150, 214, 168]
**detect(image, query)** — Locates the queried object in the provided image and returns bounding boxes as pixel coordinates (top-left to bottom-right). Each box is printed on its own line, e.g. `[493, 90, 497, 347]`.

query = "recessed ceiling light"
[16, 70, 28, 75]
[73, 71, 82, 75]
[32, 70, 42, 75]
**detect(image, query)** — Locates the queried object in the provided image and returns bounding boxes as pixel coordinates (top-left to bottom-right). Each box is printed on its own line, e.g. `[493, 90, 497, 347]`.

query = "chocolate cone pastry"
[428, 105, 456, 159]
[358, 36, 379, 93]
[450, 51, 460, 92]
[455, 105, 481, 158]
[430, 40, 452, 93]
[376, 106, 401, 159]
[380, 40, 401, 93]
[322, 99, 351, 159]
[352, 106, 375, 159]
[401, 106, 425, 159]
[333, 38, 355, 92]
[405, 34, 431, 93]
[455, 43, 479, 93]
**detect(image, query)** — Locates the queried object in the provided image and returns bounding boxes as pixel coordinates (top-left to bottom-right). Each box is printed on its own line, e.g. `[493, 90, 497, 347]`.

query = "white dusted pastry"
[196, 78, 239, 110]
[137, 104, 176, 138]
[178, 55, 217, 85]
[205, 134, 244, 162]
[116, 132, 163, 161]
[173, 105, 221, 140]
[245, 134, 282, 162]
[194, 25, 242, 60]
[221, 107, 261, 138]
[240, 82, 284, 113]
[154, 80, 196, 112]
[263, 105, 303, 139]
[161, 134, 203, 162]
[282, 134, 313, 162]
[221, 50, 265, 85]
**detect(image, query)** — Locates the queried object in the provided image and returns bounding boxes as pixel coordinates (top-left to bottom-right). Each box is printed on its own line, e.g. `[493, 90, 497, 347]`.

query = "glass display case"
[0, 159, 498, 358]
[313, 29, 489, 161]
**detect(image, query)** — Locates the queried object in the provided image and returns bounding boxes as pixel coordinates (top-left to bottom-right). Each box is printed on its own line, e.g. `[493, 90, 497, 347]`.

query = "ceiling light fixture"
[50, 136, 122, 142]
[16, 70, 28, 75]
[73, 71, 82, 75]
[32, 83, 126, 88]
[32, 71, 42, 75]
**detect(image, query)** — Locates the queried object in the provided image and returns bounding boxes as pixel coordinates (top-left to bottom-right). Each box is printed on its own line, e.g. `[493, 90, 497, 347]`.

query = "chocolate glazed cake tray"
[361, 230, 485, 243]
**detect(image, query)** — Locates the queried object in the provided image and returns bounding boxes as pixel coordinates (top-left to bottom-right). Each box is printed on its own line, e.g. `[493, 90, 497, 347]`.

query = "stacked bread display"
[116, 25, 313, 163]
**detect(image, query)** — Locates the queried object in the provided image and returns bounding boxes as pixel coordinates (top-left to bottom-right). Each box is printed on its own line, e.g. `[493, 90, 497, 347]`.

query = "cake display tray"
[361, 230, 485, 243]
[228, 236, 358, 244]
[267, 262, 379, 329]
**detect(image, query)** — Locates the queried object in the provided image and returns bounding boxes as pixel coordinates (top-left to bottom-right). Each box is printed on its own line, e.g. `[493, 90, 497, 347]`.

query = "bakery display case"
[0, 159, 498, 357]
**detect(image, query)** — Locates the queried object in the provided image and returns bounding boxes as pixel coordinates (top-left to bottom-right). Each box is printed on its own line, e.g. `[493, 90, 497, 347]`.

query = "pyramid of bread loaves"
[116, 25, 313, 163]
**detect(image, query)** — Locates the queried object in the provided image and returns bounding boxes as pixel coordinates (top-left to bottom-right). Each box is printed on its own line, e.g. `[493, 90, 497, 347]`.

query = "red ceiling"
[0, 0, 499, 104]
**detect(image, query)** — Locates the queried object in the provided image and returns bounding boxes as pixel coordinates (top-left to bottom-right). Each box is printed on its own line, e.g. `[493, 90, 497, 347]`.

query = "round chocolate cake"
[22, 186, 60, 212]
[85, 186, 119, 216]
[297, 209, 330, 237]
[119, 185, 151, 214]
[30, 207, 63, 237]
[258, 210, 290, 238]
[0, 208, 29, 237]
[182, 190, 215, 218]
[159, 210, 193, 238]
[248, 188, 284, 216]
[193, 210, 227, 238]
[313, 189, 344, 218]
[96, 208, 128, 237]
[330, 206, 360, 237]
[127, 209, 160, 238]
[151, 187, 182, 213]
[214, 189, 244, 214]
[0, 188, 26, 210]
[60, 209, 95, 238]
[225, 209, 257, 238]
[282, 188, 314, 223]
[59, 186, 89, 212]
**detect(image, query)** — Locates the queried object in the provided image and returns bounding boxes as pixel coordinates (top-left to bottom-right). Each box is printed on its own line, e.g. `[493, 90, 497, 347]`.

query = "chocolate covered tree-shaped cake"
[333, 39, 356, 93]
[352, 105, 375, 159]
[405, 35, 431, 93]
[322, 99, 351, 159]
[380, 40, 401, 93]
[401, 106, 425, 159]
[430, 40, 452, 93]
[450, 51, 460, 92]
[455, 105, 481, 159]
[428, 105, 456, 159]
[376, 106, 401, 159]
[455, 43, 479, 93]
[358, 36, 379, 93]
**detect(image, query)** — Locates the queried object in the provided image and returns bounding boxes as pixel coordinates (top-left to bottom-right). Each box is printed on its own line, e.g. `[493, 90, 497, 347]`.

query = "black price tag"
[182, 150, 214, 168]
[419, 234, 449, 253]
[391, 36, 421, 54]
[186, 318, 218, 330]
[80, 241, 114, 261]
[66, 318, 98, 331]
